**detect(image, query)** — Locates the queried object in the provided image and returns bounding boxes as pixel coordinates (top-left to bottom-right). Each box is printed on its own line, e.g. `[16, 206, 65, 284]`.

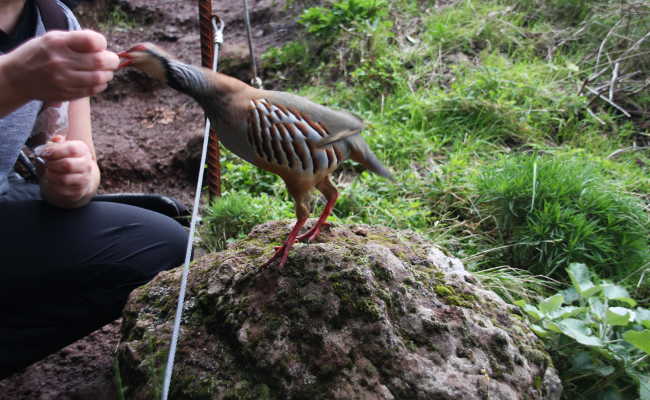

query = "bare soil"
[0, 0, 299, 397]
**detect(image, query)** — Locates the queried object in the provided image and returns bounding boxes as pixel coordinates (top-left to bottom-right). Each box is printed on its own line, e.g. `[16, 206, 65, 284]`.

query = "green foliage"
[263, 0, 393, 88]
[220, 155, 282, 196]
[424, 1, 531, 56]
[99, 4, 138, 30]
[262, 42, 311, 82]
[113, 358, 127, 400]
[475, 154, 650, 282]
[299, 0, 389, 40]
[473, 266, 560, 304]
[200, 191, 294, 252]
[507, 0, 596, 24]
[516, 263, 650, 399]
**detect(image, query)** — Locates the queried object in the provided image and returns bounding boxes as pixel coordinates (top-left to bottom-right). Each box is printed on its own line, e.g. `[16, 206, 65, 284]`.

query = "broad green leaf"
[601, 283, 637, 307]
[606, 307, 634, 326]
[567, 263, 599, 297]
[637, 308, 650, 329]
[629, 371, 650, 400]
[557, 318, 603, 347]
[530, 324, 548, 337]
[623, 330, 650, 355]
[640, 374, 650, 400]
[570, 352, 614, 376]
[544, 320, 563, 334]
[561, 287, 580, 304]
[548, 306, 583, 320]
[515, 301, 543, 320]
[570, 351, 592, 369]
[589, 297, 607, 320]
[540, 293, 564, 314]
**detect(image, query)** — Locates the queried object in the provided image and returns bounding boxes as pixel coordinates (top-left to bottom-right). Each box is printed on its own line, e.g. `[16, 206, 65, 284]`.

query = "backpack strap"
[35, 0, 69, 31]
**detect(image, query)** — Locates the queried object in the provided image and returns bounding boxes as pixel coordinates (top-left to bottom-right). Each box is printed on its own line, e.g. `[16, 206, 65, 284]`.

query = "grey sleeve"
[57, 1, 83, 30]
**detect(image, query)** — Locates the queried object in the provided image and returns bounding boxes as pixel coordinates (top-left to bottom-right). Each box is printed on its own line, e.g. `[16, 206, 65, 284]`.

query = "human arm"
[0, 29, 118, 117]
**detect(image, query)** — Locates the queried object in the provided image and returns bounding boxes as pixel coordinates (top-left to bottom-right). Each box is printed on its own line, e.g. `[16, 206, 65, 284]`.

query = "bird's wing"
[247, 98, 344, 174]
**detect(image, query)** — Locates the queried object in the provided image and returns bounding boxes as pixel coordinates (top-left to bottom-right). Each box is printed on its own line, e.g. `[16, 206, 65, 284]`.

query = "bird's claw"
[297, 221, 331, 243]
[261, 244, 290, 269]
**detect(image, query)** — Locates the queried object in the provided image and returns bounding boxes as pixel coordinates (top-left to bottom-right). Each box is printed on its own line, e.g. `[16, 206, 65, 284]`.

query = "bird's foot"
[261, 243, 291, 269]
[297, 221, 331, 243]
[261, 218, 307, 269]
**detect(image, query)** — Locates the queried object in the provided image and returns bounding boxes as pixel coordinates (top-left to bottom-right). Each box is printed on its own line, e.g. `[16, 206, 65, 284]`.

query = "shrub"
[475, 154, 649, 281]
[199, 191, 294, 252]
[298, 0, 389, 41]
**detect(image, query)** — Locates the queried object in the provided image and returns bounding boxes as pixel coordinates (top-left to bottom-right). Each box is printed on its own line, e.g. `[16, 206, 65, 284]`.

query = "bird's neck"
[165, 60, 211, 98]
[165, 60, 248, 113]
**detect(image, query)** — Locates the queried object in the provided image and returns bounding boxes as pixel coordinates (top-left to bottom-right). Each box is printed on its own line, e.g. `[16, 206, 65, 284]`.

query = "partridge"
[118, 43, 392, 268]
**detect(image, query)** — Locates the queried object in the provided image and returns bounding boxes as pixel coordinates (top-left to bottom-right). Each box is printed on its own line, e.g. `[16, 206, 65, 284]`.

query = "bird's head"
[118, 42, 171, 81]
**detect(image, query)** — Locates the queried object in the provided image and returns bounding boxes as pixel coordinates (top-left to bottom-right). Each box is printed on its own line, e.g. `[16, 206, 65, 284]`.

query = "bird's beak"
[117, 51, 132, 69]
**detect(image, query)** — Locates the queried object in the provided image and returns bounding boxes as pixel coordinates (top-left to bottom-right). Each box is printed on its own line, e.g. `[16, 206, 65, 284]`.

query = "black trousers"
[0, 180, 188, 379]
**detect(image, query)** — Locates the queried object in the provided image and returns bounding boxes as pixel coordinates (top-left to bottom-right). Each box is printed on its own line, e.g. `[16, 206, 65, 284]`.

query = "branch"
[607, 146, 650, 160]
[585, 86, 632, 117]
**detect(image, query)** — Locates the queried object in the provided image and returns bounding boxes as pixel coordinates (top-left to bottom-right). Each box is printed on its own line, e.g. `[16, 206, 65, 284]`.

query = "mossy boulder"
[117, 221, 561, 399]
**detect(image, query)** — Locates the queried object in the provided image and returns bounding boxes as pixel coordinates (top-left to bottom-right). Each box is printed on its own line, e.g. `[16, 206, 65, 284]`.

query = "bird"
[118, 42, 393, 268]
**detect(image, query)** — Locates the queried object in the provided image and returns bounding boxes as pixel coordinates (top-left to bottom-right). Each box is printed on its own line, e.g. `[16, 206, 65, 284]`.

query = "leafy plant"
[298, 0, 389, 40]
[516, 263, 650, 399]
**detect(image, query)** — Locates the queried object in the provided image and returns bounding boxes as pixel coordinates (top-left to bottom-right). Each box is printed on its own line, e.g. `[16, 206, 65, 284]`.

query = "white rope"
[161, 15, 224, 400]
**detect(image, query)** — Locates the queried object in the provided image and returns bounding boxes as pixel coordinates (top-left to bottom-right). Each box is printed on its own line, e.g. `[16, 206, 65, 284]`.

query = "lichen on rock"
[117, 220, 562, 399]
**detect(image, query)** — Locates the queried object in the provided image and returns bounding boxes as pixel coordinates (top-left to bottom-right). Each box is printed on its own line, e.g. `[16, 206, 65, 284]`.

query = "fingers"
[43, 171, 90, 193]
[66, 30, 107, 53]
[39, 140, 91, 162]
[72, 49, 120, 72]
[65, 70, 114, 89]
[38, 139, 97, 207]
[45, 156, 92, 175]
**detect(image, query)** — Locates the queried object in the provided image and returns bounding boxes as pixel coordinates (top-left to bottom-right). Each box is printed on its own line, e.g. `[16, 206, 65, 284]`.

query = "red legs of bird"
[298, 178, 339, 243]
[261, 188, 310, 269]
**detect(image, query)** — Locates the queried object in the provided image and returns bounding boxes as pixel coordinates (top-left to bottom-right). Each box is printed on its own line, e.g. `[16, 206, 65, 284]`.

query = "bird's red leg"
[261, 217, 308, 268]
[298, 178, 338, 243]
[262, 189, 310, 269]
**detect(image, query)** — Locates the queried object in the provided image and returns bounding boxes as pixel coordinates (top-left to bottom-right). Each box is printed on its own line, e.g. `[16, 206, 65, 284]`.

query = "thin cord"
[243, 0, 262, 88]
[161, 15, 223, 400]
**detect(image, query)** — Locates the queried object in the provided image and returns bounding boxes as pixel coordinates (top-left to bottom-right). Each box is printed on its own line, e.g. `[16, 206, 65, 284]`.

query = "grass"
[474, 153, 649, 282]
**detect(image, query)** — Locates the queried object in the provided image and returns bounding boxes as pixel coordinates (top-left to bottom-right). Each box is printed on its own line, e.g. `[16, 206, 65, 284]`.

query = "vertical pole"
[198, 0, 222, 198]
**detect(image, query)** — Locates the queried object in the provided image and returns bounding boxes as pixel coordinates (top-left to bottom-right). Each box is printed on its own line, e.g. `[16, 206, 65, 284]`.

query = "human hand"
[4, 30, 119, 102]
[38, 135, 99, 208]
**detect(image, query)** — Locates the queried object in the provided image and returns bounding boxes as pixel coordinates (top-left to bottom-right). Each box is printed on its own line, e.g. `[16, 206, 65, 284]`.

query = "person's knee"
[139, 213, 188, 276]
[158, 216, 189, 270]
[95, 203, 189, 279]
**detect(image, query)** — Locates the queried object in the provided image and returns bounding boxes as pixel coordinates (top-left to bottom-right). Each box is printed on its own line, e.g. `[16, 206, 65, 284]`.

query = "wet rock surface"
[118, 221, 561, 399]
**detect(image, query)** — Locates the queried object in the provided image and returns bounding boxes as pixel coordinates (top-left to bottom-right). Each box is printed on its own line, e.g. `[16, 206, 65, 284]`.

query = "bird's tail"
[348, 136, 394, 181]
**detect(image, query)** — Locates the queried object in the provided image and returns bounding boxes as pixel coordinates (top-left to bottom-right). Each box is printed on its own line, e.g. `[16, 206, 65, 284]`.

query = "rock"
[117, 222, 562, 399]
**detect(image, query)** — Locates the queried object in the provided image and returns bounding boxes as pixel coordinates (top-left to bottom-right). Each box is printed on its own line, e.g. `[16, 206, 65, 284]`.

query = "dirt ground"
[0, 0, 298, 397]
